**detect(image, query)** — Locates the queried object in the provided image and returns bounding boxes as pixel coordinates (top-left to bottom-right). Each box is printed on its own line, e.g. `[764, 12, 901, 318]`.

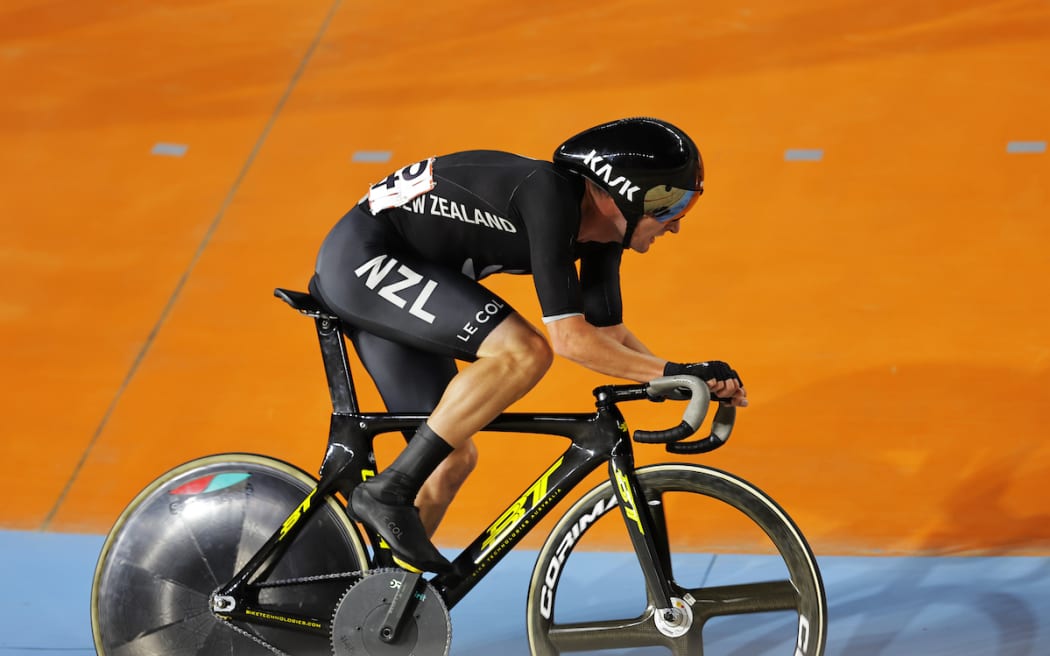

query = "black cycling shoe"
[349, 484, 452, 574]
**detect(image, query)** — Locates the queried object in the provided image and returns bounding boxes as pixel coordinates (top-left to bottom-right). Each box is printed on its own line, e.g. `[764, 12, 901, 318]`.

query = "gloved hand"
[664, 360, 747, 406]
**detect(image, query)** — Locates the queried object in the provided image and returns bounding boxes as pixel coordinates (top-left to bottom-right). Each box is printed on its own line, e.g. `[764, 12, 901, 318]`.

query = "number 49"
[367, 157, 436, 215]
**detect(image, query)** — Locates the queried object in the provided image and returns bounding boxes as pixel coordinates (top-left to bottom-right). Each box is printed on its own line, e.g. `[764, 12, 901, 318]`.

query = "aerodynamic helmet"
[553, 117, 704, 241]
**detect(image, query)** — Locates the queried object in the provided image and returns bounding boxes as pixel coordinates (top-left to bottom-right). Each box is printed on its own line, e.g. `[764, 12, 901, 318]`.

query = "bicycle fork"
[608, 453, 682, 625]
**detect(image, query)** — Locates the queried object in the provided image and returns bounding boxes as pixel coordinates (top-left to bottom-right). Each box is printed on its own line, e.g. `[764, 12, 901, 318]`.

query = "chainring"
[331, 569, 451, 656]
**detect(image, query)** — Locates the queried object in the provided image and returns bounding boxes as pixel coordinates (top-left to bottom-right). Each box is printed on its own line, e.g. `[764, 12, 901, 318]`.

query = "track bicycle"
[91, 288, 827, 655]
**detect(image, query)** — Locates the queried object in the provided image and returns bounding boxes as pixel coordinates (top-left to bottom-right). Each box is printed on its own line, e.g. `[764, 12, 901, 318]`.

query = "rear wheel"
[91, 453, 368, 655]
[526, 464, 826, 655]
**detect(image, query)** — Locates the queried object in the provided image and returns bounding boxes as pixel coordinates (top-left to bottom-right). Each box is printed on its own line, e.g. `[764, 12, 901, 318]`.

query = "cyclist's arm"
[597, 323, 657, 357]
[546, 314, 665, 382]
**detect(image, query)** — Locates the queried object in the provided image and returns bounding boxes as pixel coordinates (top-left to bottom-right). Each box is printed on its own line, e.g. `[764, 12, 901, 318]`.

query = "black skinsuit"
[312, 150, 624, 414]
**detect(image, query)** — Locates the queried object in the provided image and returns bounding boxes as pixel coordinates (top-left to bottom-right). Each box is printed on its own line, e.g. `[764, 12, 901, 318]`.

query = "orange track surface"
[2, 0, 1048, 556]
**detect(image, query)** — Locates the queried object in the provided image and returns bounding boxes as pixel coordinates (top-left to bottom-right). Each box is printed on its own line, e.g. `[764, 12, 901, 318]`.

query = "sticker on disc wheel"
[331, 569, 451, 656]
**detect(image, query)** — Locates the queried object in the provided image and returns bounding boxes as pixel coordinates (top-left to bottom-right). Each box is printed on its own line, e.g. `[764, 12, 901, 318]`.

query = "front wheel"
[526, 464, 827, 656]
[91, 453, 369, 655]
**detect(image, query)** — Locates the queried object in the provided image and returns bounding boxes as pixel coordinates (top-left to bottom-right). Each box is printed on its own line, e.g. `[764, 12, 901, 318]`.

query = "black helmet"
[553, 117, 704, 241]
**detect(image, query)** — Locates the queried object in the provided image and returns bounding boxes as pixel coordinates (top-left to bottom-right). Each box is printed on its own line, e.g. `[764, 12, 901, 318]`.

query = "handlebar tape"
[634, 421, 694, 444]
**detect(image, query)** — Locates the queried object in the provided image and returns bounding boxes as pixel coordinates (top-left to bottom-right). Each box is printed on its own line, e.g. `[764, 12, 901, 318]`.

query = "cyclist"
[310, 117, 747, 573]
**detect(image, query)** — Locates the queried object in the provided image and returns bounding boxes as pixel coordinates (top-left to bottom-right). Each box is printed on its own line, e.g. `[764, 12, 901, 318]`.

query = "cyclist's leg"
[348, 316, 551, 572]
[354, 313, 552, 571]
[427, 312, 553, 443]
[346, 326, 478, 535]
[417, 438, 478, 533]
[347, 323, 458, 416]
[417, 314, 552, 532]
[312, 208, 553, 570]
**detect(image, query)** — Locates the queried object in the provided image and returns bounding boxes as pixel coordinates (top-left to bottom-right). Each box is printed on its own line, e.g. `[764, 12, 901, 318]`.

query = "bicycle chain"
[213, 570, 367, 656]
[253, 570, 365, 588]
[219, 616, 292, 656]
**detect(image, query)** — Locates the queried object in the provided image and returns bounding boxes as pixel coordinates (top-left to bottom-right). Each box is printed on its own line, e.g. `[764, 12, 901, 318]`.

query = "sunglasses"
[645, 186, 702, 223]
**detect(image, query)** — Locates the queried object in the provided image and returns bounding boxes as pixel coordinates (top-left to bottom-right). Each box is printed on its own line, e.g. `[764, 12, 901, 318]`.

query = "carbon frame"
[212, 296, 678, 635]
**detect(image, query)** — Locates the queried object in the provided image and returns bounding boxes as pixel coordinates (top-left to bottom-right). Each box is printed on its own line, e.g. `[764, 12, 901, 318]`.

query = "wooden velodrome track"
[1, 0, 1047, 558]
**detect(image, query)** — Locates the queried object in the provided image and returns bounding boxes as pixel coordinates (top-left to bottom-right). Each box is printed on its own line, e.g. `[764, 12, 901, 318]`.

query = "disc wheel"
[526, 464, 827, 655]
[331, 569, 451, 656]
[91, 453, 369, 655]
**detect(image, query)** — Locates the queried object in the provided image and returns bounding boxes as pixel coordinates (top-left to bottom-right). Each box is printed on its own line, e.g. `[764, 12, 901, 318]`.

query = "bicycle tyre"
[91, 453, 369, 656]
[526, 464, 827, 656]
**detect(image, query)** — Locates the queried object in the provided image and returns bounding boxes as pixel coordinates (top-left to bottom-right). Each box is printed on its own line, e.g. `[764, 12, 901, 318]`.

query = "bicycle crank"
[331, 569, 451, 656]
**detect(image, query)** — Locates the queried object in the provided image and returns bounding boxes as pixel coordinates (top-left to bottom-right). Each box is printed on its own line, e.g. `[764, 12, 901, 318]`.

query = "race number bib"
[366, 158, 436, 215]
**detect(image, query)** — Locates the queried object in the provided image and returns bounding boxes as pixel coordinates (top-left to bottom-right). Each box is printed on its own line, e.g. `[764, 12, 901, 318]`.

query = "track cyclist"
[308, 117, 748, 574]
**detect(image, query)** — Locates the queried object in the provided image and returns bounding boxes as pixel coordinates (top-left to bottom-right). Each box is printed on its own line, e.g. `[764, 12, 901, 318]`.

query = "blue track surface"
[2, 530, 1048, 655]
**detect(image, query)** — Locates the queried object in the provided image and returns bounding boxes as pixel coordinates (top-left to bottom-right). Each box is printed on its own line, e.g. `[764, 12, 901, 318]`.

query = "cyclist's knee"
[481, 316, 553, 379]
[512, 328, 554, 377]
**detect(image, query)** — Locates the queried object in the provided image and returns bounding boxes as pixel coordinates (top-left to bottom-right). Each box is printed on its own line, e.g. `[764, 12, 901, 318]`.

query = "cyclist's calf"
[418, 440, 479, 534]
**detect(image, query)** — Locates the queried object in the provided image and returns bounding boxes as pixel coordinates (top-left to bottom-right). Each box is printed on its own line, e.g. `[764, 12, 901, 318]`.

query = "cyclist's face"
[629, 215, 681, 253]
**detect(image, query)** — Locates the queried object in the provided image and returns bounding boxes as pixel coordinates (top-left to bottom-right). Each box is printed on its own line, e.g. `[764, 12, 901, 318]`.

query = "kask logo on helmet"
[581, 149, 641, 201]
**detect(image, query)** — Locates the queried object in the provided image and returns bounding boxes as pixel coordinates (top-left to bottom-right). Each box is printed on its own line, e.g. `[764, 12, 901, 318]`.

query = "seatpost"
[314, 315, 366, 497]
[315, 315, 359, 415]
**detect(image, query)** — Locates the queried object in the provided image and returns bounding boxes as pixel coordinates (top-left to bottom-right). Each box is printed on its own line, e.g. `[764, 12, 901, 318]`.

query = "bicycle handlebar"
[633, 375, 736, 454]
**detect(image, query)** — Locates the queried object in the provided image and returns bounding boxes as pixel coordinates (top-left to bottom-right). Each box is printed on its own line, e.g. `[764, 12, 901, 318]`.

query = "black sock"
[370, 423, 453, 505]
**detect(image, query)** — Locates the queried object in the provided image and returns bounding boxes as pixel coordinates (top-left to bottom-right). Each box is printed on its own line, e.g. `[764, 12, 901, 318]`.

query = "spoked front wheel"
[526, 464, 827, 656]
[91, 453, 369, 655]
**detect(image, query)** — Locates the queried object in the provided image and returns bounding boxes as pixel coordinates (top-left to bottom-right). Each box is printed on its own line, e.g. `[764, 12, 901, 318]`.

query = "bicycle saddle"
[274, 287, 338, 320]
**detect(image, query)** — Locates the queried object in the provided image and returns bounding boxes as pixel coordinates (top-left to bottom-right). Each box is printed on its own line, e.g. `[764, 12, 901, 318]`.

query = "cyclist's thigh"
[313, 206, 514, 362]
[348, 327, 457, 414]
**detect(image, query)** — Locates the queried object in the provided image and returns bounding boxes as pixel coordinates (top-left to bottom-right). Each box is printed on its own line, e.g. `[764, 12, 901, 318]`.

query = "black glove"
[663, 361, 742, 401]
